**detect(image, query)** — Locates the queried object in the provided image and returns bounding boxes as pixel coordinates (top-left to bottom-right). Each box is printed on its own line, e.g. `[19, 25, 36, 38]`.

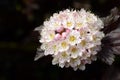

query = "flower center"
[80, 40, 86, 46]
[53, 45, 57, 50]
[62, 52, 67, 57]
[69, 36, 76, 42]
[71, 47, 77, 53]
[76, 23, 82, 28]
[61, 42, 67, 48]
[67, 22, 72, 27]
[50, 33, 55, 39]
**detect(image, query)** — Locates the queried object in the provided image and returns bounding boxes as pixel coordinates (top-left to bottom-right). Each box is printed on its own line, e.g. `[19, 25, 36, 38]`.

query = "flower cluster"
[37, 9, 105, 70]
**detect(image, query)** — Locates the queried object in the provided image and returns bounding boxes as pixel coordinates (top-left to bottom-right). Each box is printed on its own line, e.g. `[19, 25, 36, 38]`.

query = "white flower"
[63, 18, 75, 29]
[59, 51, 70, 63]
[46, 31, 55, 42]
[69, 46, 82, 58]
[86, 12, 97, 23]
[80, 51, 91, 60]
[94, 18, 104, 29]
[59, 40, 69, 52]
[40, 29, 55, 42]
[44, 46, 53, 56]
[40, 42, 53, 56]
[74, 12, 87, 29]
[75, 21, 87, 30]
[69, 58, 81, 68]
[40, 42, 48, 50]
[35, 8, 105, 71]
[67, 30, 81, 45]
[50, 41, 60, 55]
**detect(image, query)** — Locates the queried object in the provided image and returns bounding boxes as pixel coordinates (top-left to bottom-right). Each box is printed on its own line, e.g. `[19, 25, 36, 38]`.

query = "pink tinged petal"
[66, 29, 70, 34]
[56, 27, 64, 32]
[66, 29, 70, 33]
[54, 34, 61, 40]
[73, 12, 79, 18]
[62, 32, 67, 38]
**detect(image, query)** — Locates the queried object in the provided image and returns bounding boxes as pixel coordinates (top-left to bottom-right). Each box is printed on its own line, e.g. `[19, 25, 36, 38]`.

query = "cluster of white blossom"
[37, 9, 105, 70]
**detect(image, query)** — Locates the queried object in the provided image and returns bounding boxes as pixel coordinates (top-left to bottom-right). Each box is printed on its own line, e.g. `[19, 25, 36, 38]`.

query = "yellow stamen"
[71, 47, 77, 53]
[86, 17, 91, 22]
[93, 35, 96, 41]
[53, 45, 57, 50]
[50, 33, 55, 39]
[62, 52, 67, 57]
[77, 23, 82, 28]
[80, 40, 86, 46]
[67, 22, 72, 27]
[61, 42, 67, 48]
[69, 36, 76, 42]
[54, 23, 59, 27]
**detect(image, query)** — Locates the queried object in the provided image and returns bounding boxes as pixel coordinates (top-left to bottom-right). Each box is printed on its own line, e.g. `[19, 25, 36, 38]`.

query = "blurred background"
[0, 0, 120, 80]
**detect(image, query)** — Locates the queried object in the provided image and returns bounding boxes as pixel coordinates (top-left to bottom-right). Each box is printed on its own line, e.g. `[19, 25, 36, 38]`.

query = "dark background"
[0, 0, 120, 80]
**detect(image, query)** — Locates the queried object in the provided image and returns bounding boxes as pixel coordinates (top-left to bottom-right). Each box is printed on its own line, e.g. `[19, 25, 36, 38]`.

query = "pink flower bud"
[54, 34, 61, 40]
[66, 29, 70, 34]
[62, 32, 67, 38]
[56, 27, 64, 33]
